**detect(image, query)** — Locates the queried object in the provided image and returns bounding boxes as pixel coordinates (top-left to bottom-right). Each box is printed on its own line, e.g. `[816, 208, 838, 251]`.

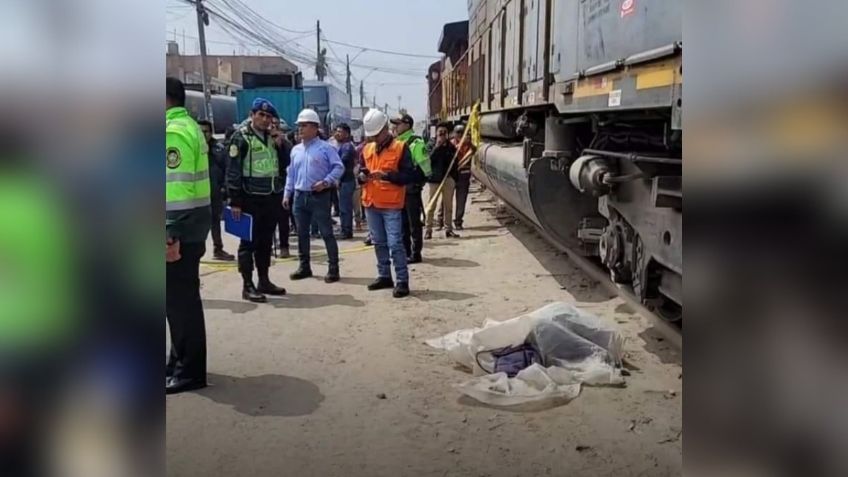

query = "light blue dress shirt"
[284, 137, 345, 199]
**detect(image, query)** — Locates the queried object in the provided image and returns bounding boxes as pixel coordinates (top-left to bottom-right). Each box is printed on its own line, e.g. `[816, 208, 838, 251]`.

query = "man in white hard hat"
[283, 108, 345, 282]
[357, 109, 417, 298]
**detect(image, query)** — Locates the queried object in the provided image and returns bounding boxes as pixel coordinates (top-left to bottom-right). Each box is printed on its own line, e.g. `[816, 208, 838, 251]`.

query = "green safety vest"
[166, 107, 211, 212]
[397, 129, 432, 177]
[242, 132, 280, 183]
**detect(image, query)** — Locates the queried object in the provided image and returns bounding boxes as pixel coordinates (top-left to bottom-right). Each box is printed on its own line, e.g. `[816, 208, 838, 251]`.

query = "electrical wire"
[323, 37, 441, 59]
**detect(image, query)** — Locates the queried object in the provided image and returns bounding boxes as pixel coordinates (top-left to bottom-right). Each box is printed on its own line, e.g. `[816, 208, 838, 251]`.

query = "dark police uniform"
[226, 105, 287, 301]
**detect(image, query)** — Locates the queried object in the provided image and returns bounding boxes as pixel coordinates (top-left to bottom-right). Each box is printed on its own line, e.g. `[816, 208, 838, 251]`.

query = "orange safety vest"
[361, 139, 406, 209]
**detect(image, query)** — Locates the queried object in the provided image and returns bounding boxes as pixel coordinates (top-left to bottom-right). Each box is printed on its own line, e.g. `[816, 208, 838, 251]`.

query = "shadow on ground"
[267, 293, 365, 309]
[412, 289, 477, 302]
[203, 299, 258, 314]
[198, 373, 324, 417]
[337, 276, 378, 286]
[463, 224, 503, 232]
[424, 257, 480, 268]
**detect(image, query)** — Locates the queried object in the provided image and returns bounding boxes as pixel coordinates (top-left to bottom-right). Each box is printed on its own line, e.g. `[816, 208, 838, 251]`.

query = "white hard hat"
[363, 108, 388, 137]
[296, 108, 321, 125]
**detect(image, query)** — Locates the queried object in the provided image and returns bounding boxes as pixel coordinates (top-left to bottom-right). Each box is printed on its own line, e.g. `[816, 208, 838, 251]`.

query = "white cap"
[296, 108, 321, 125]
[363, 108, 388, 137]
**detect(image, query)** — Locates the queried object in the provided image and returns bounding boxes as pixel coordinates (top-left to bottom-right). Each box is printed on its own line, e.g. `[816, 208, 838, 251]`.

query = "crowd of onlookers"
[204, 113, 475, 261]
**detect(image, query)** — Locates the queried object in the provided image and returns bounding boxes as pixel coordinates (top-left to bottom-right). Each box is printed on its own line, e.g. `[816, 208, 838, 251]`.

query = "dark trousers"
[454, 172, 471, 227]
[276, 202, 291, 249]
[210, 194, 225, 251]
[293, 190, 339, 271]
[330, 187, 340, 216]
[166, 241, 207, 381]
[237, 193, 282, 278]
[402, 188, 424, 258]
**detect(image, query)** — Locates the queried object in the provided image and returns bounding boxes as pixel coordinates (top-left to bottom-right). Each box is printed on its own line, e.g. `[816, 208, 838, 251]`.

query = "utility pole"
[373, 95, 376, 108]
[345, 54, 352, 107]
[384, 103, 389, 114]
[398, 95, 402, 113]
[315, 20, 326, 81]
[359, 80, 364, 108]
[194, 0, 214, 129]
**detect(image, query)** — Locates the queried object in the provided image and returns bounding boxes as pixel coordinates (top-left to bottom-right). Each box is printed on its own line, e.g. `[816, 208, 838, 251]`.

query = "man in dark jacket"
[334, 123, 358, 239]
[270, 117, 293, 257]
[391, 113, 430, 263]
[425, 122, 459, 239]
[198, 120, 235, 260]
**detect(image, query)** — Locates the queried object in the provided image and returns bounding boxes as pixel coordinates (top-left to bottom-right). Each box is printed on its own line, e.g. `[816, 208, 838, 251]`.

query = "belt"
[295, 189, 330, 195]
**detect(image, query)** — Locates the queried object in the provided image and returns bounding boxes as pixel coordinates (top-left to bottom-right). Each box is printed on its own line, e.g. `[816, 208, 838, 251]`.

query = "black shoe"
[409, 254, 423, 264]
[424, 230, 432, 240]
[367, 277, 394, 291]
[213, 249, 235, 261]
[257, 278, 286, 295]
[454, 223, 464, 231]
[279, 247, 291, 258]
[393, 282, 410, 298]
[336, 233, 353, 240]
[242, 283, 267, 303]
[445, 230, 460, 238]
[364, 237, 373, 246]
[290, 268, 313, 280]
[166, 377, 207, 395]
[324, 269, 340, 283]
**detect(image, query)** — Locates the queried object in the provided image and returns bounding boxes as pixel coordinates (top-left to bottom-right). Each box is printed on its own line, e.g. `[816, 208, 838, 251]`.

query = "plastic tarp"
[425, 302, 625, 408]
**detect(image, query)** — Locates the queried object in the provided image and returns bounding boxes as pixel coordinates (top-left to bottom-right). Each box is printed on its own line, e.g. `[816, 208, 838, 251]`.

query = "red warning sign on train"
[621, 0, 636, 18]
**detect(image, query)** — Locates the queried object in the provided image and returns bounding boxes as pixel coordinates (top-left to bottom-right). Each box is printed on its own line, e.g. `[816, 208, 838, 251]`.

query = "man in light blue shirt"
[283, 108, 345, 282]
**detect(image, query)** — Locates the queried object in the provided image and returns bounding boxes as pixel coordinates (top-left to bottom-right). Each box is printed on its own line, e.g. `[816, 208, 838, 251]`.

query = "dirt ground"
[166, 183, 682, 477]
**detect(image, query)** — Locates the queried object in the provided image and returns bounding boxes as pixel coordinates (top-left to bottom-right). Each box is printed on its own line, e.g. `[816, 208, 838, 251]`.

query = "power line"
[323, 37, 441, 59]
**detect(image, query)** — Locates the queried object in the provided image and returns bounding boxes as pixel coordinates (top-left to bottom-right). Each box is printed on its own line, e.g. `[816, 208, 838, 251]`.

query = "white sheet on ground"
[425, 302, 625, 407]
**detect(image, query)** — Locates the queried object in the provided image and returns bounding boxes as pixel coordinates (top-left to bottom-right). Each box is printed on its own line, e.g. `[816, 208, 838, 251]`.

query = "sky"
[166, 0, 469, 122]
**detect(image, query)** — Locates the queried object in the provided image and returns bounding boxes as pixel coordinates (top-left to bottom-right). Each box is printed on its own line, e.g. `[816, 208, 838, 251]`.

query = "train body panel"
[431, 0, 682, 318]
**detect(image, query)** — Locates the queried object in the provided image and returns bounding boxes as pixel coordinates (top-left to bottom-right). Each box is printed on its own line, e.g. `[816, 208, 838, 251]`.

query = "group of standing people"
[165, 76, 475, 394]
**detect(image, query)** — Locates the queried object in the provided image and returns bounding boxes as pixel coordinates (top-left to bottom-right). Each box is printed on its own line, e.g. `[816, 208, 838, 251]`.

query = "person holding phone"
[358, 109, 417, 298]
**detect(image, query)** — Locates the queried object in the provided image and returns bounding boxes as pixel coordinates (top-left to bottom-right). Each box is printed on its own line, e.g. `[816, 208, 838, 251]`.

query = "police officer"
[226, 98, 288, 303]
[166, 77, 211, 394]
[390, 113, 430, 263]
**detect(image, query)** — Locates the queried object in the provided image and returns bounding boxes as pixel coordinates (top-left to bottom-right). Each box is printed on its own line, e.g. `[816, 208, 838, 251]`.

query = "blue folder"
[223, 206, 253, 242]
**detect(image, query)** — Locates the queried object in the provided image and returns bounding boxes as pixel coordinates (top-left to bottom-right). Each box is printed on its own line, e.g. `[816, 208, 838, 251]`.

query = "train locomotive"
[429, 0, 682, 320]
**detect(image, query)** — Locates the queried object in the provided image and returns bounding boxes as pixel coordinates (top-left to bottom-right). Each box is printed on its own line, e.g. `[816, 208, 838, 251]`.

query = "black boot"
[324, 267, 340, 283]
[242, 275, 267, 303]
[214, 248, 235, 261]
[257, 273, 286, 295]
[393, 282, 410, 298]
[367, 277, 394, 291]
[409, 253, 423, 264]
[289, 267, 313, 280]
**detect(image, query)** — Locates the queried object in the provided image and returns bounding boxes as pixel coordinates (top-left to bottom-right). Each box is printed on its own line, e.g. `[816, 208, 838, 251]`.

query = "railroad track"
[475, 187, 683, 350]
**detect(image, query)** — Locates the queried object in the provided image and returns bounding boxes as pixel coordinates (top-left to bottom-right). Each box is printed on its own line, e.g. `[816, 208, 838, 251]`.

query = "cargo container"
[235, 88, 304, 130]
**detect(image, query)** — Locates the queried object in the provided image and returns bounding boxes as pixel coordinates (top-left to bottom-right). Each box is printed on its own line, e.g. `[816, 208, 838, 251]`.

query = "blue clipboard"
[223, 206, 253, 242]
